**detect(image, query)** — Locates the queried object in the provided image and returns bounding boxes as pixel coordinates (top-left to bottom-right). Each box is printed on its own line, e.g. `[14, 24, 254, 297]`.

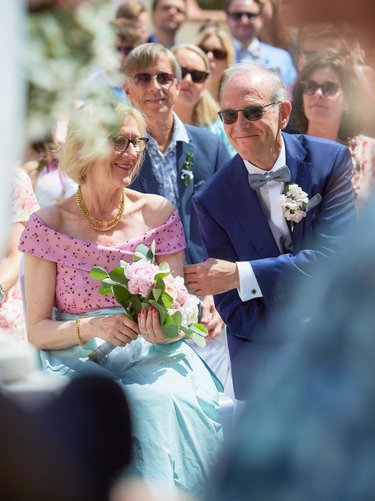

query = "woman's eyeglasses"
[111, 136, 149, 153]
[180, 66, 209, 84]
[132, 72, 175, 87]
[218, 101, 281, 125]
[301, 80, 341, 97]
[199, 46, 227, 60]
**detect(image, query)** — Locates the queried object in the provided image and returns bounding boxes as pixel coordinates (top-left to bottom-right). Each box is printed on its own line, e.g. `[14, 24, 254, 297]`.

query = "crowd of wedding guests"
[2, 0, 375, 499]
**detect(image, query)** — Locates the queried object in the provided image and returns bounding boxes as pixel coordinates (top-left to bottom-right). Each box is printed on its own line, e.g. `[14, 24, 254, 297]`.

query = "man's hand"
[200, 295, 224, 341]
[184, 258, 239, 296]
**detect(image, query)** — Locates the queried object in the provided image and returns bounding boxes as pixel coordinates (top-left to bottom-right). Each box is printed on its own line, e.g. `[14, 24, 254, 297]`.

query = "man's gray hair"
[219, 61, 288, 103]
[121, 42, 182, 82]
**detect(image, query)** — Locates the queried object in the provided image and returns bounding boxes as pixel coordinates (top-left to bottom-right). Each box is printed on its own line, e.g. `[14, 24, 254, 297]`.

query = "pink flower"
[165, 275, 189, 309]
[125, 260, 159, 297]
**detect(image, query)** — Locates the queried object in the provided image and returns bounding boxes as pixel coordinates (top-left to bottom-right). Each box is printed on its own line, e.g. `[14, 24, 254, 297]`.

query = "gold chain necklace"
[76, 185, 125, 232]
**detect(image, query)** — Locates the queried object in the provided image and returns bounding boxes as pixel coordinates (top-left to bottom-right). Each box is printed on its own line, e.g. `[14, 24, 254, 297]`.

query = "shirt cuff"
[236, 261, 263, 302]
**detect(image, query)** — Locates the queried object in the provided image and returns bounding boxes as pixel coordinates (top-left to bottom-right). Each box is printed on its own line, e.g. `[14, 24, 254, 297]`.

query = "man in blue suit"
[185, 61, 355, 400]
[121, 43, 233, 390]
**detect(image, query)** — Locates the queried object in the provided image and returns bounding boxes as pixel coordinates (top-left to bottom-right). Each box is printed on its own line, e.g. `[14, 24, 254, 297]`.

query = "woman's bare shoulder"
[128, 190, 177, 227]
[35, 197, 76, 232]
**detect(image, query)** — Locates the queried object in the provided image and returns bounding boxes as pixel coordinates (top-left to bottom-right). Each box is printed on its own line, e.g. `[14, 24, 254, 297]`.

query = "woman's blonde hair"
[59, 103, 147, 184]
[194, 24, 235, 68]
[172, 43, 220, 126]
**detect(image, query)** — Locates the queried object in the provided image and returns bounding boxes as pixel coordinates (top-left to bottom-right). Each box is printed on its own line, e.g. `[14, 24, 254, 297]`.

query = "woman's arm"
[24, 254, 139, 350]
[156, 250, 185, 278]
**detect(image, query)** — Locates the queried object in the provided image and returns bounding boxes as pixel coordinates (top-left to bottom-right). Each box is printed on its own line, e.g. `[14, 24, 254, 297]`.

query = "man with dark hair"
[148, 0, 187, 48]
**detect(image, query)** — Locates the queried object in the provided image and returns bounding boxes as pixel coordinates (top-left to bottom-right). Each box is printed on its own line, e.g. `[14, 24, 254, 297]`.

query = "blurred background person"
[195, 22, 236, 103]
[115, 0, 151, 44]
[225, 0, 297, 88]
[258, 0, 296, 56]
[0, 168, 39, 341]
[148, 0, 187, 48]
[22, 136, 77, 208]
[172, 43, 236, 156]
[291, 54, 375, 208]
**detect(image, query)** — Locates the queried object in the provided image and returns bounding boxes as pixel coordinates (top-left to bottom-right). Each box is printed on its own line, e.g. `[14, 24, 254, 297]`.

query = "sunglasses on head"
[180, 66, 209, 84]
[218, 101, 281, 125]
[132, 72, 175, 87]
[199, 46, 227, 60]
[229, 11, 259, 21]
[301, 80, 340, 96]
[111, 136, 148, 153]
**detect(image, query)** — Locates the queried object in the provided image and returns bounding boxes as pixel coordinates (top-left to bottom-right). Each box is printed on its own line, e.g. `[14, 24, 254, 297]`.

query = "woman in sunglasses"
[291, 54, 375, 207]
[19, 102, 223, 495]
[194, 24, 235, 103]
[172, 43, 236, 156]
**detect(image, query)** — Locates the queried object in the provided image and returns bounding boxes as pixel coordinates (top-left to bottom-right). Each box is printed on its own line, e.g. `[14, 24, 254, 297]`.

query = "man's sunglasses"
[218, 101, 281, 125]
[181, 66, 209, 84]
[301, 80, 341, 97]
[132, 72, 175, 87]
[228, 12, 260, 21]
[199, 46, 228, 60]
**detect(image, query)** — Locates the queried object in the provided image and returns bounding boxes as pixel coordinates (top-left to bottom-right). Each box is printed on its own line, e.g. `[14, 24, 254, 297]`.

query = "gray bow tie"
[248, 165, 291, 190]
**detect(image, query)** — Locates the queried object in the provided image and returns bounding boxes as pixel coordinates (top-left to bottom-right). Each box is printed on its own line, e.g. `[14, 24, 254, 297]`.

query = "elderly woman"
[291, 54, 375, 207]
[19, 103, 222, 495]
[172, 43, 235, 157]
[194, 24, 235, 103]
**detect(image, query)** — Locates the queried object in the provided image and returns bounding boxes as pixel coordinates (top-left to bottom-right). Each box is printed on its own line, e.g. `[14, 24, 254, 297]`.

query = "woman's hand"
[138, 307, 181, 344]
[90, 313, 139, 346]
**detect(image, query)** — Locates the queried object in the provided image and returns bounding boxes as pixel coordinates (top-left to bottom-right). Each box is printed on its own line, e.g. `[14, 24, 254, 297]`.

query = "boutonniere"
[181, 152, 194, 186]
[280, 183, 309, 232]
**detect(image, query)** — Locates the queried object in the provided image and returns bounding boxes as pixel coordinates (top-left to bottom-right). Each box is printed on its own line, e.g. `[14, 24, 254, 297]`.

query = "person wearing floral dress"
[19, 103, 222, 495]
[291, 54, 375, 209]
[0, 168, 39, 340]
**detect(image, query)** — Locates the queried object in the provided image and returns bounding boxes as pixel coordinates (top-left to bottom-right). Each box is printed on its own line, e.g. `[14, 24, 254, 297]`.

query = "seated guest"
[19, 103, 223, 495]
[172, 43, 236, 156]
[0, 168, 39, 341]
[290, 54, 375, 208]
[225, 0, 297, 88]
[148, 0, 187, 48]
[115, 0, 151, 44]
[195, 23, 236, 103]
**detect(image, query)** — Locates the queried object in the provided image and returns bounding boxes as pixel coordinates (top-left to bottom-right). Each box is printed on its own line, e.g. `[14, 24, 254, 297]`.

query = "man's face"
[124, 55, 179, 120]
[152, 0, 186, 34]
[220, 71, 291, 169]
[227, 0, 263, 44]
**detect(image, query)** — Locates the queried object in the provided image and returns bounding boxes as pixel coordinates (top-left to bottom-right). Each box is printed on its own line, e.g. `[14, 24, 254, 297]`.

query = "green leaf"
[119, 260, 127, 268]
[90, 266, 108, 280]
[99, 283, 112, 296]
[161, 316, 179, 339]
[161, 291, 173, 309]
[190, 323, 208, 336]
[112, 284, 131, 308]
[133, 243, 150, 261]
[132, 296, 143, 315]
[148, 300, 168, 324]
[102, 277, 118, 286]
[171, 310, 182, 330]
[109, 267, 128, 285]
[155, 277, 165, 292]
[189, 331, 206, 348]
[152, 288, 163, 301]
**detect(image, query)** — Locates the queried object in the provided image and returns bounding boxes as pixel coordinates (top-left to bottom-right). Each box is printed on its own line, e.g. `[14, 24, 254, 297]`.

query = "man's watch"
[0, 284, 7, 304]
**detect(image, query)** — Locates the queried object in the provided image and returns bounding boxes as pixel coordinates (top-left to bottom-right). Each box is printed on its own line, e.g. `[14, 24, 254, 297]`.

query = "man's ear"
[280, 100, 292, 130]
[123, 84, 131, 99]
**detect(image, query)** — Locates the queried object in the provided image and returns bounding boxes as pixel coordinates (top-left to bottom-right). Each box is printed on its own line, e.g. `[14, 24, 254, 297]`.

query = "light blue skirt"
[42, 308, 223, 494]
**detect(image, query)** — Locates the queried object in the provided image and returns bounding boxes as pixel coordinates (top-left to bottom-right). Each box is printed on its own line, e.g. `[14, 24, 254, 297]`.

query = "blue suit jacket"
[193, 133, 356, 398]
[130, 124, 230, 264]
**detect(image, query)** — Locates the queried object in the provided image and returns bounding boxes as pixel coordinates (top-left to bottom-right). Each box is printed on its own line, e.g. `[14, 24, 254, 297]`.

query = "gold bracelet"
[75, 319, 84, 347]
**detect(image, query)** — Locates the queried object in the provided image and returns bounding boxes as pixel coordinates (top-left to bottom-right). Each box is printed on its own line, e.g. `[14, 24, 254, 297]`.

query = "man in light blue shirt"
[226, 0, 296, 87]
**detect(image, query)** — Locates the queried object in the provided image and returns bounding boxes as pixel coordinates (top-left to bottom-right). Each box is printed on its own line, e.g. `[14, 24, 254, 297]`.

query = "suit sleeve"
[193, 146, 355, 342]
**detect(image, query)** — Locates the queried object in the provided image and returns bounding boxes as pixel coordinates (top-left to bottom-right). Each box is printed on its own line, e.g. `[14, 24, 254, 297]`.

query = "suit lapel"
[284, 134, 312, 249]
[136, 152, 161, 193]
[225, 157, 280, 258]
[176, 140, 197, 246]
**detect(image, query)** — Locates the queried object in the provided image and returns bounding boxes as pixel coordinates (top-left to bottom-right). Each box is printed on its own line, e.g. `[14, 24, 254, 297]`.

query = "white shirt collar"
[243, 137, 286, 175]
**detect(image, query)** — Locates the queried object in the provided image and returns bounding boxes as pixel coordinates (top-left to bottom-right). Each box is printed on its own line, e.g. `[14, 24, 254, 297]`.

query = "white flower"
[182, 294, 200, 326]
[281, 184, 309, 230]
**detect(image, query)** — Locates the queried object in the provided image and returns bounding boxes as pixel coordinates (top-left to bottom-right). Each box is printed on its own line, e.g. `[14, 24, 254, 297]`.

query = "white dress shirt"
[237, 139, 292, 301]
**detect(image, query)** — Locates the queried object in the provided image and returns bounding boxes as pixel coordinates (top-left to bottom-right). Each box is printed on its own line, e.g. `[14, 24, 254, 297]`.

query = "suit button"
[251, 289, 257, 294]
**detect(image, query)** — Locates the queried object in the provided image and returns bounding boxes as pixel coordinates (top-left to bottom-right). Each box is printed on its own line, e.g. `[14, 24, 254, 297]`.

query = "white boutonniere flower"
[280, 184, 309, 231]
[181, 152, 194, 186]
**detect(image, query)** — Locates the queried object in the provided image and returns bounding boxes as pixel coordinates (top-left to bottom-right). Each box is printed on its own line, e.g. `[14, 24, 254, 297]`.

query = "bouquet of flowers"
[89, 241, 207, 358]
